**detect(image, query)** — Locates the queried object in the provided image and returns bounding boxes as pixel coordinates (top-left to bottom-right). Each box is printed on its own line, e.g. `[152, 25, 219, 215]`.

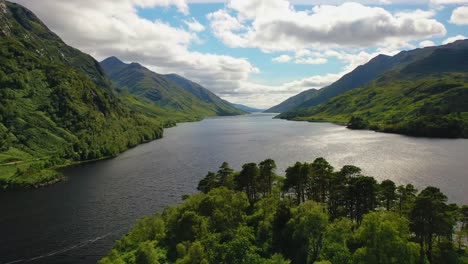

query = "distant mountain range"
[277, 40, 468, 138]
[0, 0, 244, 188]
[230, 103, 264, 113]
[100, 57, 245, 117]
[265, 45, 443, 113]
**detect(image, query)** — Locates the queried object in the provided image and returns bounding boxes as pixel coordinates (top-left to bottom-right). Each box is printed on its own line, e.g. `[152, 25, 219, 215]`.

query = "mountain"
[266, 44, 442, 113]
[231, 103, 264, 113]
[265, 89, 319, 113]
[0, 1, 163, 187]
[164, 74, 245, 116]
[278, 40, 468, 138]
[101, 57, 245, 117]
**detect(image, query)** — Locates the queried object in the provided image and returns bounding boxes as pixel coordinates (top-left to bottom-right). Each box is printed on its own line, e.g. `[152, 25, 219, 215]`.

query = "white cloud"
[207, 9, 248, 47]
[443, 34, 467, 44]
[295, 57, 328, 65]
[135, 0, 189, 14]
[449, 6, 468, 25]
[12, 0, 260, 103]
[9, 0, 453, 108]
[419, 40, 436, 47]
[430, 0, 468, 4]
[184, 18, 205, 32]
[208, 0, 447, 52]
[272, 55, 292, 63]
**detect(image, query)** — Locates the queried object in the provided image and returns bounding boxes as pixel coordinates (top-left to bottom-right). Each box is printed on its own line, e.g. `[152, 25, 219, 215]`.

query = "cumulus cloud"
[272, 55, 292, 63]
[12, 0, 260, 101]
[419, 40, 436, 47]
[449, 6, 468, 25]
[443, 34, 467, 44]
[208, 0, 447, 52]
[430, 0, 468, 4]
[9, 0, 455, 108]
[295, 57, 328, 65]
[184, 18, 206, 32]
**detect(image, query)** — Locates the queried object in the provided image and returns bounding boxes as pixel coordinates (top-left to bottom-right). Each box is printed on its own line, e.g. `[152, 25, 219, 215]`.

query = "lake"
[1, 113, 467, 264]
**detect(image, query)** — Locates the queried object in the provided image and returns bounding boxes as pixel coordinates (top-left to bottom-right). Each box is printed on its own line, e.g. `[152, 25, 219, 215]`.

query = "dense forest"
[0, 1, 243, 189]
[101, 158, 468, 264]
[0, 1, 168, 188]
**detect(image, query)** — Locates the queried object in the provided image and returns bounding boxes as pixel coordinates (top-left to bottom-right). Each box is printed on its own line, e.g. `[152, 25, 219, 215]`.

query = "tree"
[197, 172, 219, 193]
[287, 201, 329, 264]
[217, 162, 234, 187]
[380, 180, 397, 211]
[259, 159, 277, 196]
[320, 218, 354, 264]
[309, 157, 334, 203]
[410, 187, 457, 264]
[396, 184, 418, 217]
[284, 162, 308, 204]
[346, 176, 378, 224]
[347, 116, 368, 129]
[328, 165, 362, 220]
[456, 205, 468, 250]
[352, 212, 419, 264]
[176, 241, 208, 264]
[135, 241, 165, 264]
[236, 163, 260, 203]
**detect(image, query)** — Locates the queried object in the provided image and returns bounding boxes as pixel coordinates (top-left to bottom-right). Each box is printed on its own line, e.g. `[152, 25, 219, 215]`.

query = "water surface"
[1, 113, 467, 263]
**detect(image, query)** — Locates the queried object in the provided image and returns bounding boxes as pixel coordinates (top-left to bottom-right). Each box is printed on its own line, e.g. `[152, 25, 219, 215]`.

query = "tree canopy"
[101, 158, 468, 264]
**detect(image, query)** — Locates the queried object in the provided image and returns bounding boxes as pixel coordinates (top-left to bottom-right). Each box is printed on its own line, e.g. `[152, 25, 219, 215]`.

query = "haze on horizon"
[11, 0, 468, 108]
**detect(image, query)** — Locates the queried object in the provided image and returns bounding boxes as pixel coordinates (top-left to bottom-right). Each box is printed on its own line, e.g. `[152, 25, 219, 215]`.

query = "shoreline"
[0, 113, 247, 191]
[278, 116, 467, 140]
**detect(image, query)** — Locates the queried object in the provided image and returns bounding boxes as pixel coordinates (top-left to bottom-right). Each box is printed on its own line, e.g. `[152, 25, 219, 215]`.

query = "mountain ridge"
[0, 1, 162, 187]
[101, 57, 246, 117]
[278, 40, 468, 138]
[266, 41, 466, 114]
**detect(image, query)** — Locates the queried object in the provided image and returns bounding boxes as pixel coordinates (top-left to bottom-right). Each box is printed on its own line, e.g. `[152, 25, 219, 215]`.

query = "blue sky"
[14, 0, 468, 108]
[140, 2, 466, 86]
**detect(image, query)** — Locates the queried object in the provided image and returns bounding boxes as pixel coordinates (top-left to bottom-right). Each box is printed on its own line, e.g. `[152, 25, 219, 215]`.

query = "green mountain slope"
[0, 1, 163, 187]
[101, 57, 245, 116]
[278, 41, 468, 138]
[266, 43, 451, 114]
[265, 88, 319, 113]
[164, 74, 246, 116]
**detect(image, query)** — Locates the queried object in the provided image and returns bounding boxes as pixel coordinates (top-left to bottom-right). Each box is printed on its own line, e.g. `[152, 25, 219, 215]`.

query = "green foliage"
[278, 42, 468, 138]
[0, 2, 169, 188]
[352, 212, 420, 264]
[320, 218, 354, 264]
[101, 58, 245, 117]
[347, 116, 369, 130]
[410, 187, 458, 263]
[287, 201, 328, 263]
[102, 158, 468, 264]
[380, 180, 397, 211]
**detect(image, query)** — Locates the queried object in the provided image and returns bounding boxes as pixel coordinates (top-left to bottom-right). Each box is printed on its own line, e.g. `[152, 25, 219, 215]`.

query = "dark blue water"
[1, 113, 467, 263]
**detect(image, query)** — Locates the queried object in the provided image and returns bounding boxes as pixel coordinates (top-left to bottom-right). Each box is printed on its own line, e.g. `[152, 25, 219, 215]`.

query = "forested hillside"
[101, 158, 468, 264]
[101, 57, 245, 117]
[268, 40, 467, 114]
[278, 40, 468, 138]
[0, 1, 162, 188]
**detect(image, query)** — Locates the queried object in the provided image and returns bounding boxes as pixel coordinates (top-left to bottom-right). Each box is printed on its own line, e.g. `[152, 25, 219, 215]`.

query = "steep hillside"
[265, 89, 319, 113]
[278, 41, 468, 138]
[0, 1, 163, 187]
[266, 42, 452, 113]
[101, 57, 245, 116]
[165, 74, 245, 116]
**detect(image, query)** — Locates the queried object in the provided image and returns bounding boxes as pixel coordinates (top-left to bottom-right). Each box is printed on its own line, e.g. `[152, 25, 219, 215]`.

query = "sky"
[12, 0, 468, 108]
